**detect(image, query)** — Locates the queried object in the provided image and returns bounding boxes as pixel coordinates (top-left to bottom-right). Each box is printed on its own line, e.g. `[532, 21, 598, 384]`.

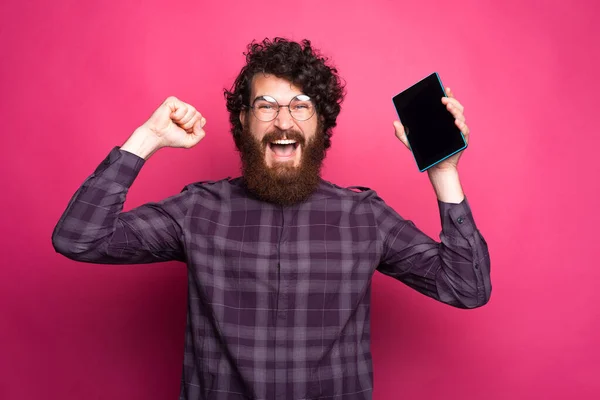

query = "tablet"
[392, 72, 467, 172]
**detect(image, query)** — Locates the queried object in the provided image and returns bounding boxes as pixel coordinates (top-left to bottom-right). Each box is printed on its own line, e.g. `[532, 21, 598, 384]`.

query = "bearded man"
[53, 37, 491, 400]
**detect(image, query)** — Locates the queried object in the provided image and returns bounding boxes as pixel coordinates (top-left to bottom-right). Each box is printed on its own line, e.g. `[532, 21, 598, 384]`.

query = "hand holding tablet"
[392, 73, 469, 172]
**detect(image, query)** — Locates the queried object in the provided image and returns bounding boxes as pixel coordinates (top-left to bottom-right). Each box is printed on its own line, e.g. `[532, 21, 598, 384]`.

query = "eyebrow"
[251, 94, 310, 103]
[252, 95, 277, 103]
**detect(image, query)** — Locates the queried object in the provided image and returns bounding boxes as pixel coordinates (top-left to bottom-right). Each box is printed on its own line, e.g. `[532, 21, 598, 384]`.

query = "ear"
[239, 109, 246, 126]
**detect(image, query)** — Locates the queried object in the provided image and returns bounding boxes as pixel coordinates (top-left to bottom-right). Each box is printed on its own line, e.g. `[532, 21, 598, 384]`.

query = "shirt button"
[457, 217, 464, 224]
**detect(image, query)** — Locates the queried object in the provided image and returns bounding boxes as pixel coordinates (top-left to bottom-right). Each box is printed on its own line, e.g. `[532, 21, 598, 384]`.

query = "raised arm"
[379, 87, 491, 308]
[52, 97, 206, 264]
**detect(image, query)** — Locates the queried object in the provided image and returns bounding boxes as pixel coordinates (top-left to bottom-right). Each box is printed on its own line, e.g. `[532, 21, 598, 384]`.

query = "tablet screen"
[392, 73, 467, 171]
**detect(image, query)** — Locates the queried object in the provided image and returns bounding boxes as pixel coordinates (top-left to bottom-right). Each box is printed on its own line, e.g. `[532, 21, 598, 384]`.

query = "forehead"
[250, 73, 303, 102]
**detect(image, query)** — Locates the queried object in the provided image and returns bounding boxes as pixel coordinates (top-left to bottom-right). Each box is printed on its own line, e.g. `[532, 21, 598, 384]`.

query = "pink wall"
[1, 0, 598, 399]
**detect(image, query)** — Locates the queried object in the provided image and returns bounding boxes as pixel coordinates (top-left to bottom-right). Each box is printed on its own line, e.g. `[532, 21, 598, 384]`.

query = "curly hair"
[224, 38, 345, 150]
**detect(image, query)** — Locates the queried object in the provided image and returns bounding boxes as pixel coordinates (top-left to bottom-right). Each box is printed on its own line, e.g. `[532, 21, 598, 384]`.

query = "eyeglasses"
[249, 94, 316, 122]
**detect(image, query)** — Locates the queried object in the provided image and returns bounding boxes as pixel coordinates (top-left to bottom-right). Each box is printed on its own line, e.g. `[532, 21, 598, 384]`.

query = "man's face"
[240, 74, 319, 168]
[238, 73, 326, 205]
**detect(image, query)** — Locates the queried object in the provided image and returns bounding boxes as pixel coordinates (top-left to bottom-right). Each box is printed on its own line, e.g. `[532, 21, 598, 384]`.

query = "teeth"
[271, 139, 297, 145]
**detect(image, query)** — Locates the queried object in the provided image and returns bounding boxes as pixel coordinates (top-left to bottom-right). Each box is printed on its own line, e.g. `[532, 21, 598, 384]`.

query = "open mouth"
[268, 139, 299, 159]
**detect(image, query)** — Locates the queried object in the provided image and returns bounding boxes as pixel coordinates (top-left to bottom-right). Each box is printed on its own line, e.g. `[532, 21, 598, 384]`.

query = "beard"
[238, 120, 326, 206]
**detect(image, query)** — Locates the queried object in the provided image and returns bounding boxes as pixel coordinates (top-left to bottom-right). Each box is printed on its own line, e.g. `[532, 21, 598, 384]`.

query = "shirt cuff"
[92, 146, 146, 188]
[438, 197, 477, 238]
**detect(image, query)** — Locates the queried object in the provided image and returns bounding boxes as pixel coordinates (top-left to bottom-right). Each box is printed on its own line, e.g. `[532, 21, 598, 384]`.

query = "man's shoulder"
[183, 176, 234, 189]
[180, 176, 244, 198]
[318, 180, 378, 200]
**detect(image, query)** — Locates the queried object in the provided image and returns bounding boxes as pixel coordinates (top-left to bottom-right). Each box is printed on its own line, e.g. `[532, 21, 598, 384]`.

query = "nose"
[273, 107, 294, 130]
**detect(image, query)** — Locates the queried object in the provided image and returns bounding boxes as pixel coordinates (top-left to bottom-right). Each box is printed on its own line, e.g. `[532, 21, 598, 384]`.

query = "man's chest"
[183, 201, 381, 299]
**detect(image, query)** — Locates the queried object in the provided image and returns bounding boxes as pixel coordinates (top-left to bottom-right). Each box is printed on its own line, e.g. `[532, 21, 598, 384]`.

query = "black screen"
[392, 73, 467, 171]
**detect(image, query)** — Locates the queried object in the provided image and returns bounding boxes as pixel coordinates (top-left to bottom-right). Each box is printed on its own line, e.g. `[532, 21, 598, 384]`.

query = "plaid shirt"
[52, 147, 491, 400]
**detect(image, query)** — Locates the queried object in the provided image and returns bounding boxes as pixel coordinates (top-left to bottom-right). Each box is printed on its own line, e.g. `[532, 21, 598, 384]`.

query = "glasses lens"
[252, 97, 278, 121]
[290, 95, 315, 121]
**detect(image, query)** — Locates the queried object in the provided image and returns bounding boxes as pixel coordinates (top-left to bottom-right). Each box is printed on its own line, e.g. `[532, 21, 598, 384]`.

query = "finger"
[446, 87, 455, 98]
[448, 105, 466, 123]
[455, 119, 470, 138]
[443, 101, 466, 124]
[183, 124, 206, 149]
[192, 118, 207, 139]
[164, 96, 184, 115]
[393, 121, 410, 149]
[164, 97, 191, 122]
[171, 105, 189, 122]
[181, 111, 203, 133]
[442, 97, 465, 113]
[179, 108, 199, 128]
[181, 114, 198, 132]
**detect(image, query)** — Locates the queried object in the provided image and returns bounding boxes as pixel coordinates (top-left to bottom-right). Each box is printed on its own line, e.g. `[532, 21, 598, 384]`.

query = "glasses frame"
[248, 94, 316, 122]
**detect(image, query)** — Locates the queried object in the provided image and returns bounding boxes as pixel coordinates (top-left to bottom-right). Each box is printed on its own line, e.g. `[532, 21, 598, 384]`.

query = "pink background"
[1, 0, 598, 399]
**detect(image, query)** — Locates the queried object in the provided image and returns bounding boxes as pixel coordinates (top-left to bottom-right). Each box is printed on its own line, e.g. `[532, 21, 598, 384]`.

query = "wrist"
[428, 167, 465, 204]
[428, 166, 459, 180]
[120, 127, 163, 160]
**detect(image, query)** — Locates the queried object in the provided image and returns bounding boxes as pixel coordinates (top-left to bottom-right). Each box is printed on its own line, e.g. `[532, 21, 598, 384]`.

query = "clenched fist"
[121, 96, 207, 159]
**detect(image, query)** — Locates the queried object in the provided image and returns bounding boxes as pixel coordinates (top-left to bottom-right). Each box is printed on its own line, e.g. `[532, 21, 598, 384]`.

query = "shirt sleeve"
[52, 147, 191, 265]
[370, 194, 491, 309]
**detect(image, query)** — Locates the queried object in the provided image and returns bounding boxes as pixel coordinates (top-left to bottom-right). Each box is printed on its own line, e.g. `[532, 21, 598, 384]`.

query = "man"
[52, 38, 491, 400]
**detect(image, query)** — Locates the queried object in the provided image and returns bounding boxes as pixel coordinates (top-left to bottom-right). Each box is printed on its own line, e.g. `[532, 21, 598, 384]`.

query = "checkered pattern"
[52, 147, 491, 400]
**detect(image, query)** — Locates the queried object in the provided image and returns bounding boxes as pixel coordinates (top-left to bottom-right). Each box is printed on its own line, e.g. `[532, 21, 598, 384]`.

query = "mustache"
[261, 130, 306, 146]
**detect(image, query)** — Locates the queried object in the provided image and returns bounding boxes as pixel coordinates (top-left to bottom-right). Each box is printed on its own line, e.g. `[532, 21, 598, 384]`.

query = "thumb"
[393, 121, 410, 149]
